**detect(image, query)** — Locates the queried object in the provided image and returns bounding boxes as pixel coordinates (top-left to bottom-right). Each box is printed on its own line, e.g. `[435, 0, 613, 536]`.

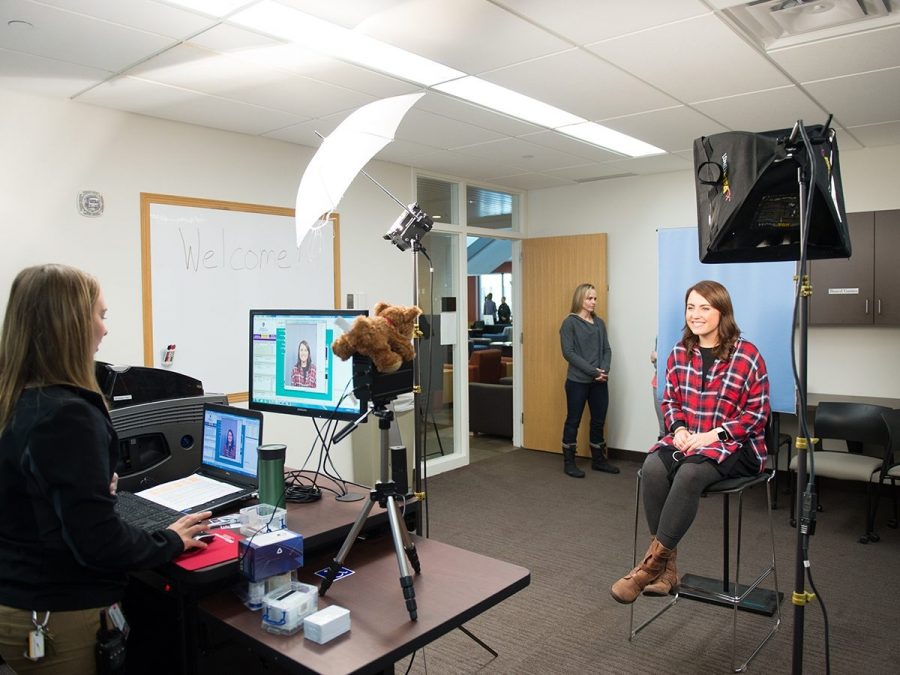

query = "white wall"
[0, 89, 414, 476]
[527, 146, 900, 454]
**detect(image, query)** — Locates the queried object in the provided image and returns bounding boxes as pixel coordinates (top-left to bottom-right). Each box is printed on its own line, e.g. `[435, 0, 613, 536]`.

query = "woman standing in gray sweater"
[559, 283, 619, 477]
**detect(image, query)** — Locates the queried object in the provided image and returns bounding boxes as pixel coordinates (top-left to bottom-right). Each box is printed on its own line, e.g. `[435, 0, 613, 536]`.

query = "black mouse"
[194, 533, 216, 545]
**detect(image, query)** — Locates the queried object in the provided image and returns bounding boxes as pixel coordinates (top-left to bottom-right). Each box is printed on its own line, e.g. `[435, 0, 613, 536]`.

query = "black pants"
[562, 379, 608, 447]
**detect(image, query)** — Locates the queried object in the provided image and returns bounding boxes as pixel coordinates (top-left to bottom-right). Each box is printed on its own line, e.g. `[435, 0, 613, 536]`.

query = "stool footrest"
[679, 574, 782, 617]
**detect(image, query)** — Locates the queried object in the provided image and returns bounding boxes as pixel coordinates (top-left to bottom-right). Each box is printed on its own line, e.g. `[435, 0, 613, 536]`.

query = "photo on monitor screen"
[248, 309, 367, 421]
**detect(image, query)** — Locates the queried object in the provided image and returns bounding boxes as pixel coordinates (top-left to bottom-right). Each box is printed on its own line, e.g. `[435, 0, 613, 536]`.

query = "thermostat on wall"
[77, 191, 104, 217]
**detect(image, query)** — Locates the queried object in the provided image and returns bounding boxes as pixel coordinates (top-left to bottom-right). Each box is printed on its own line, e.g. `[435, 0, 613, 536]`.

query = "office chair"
[869, 409, 900, 535]
[788, 401, 892, 543]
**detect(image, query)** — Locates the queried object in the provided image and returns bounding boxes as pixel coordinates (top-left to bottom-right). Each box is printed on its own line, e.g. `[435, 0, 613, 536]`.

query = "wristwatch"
[717, 428, 729, 442]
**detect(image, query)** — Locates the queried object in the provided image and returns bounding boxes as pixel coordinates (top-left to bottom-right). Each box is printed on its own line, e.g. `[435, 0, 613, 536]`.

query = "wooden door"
[522, 234, 608, 455]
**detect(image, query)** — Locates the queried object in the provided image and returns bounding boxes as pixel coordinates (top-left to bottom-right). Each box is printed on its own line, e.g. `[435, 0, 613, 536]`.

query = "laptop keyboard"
[115, 491, 185, 532]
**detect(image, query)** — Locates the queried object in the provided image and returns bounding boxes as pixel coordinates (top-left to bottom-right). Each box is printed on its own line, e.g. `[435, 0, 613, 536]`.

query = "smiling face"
[226, 429, 234, 445]
[685, 290, 721, 347]
[298, 341, 310, 365]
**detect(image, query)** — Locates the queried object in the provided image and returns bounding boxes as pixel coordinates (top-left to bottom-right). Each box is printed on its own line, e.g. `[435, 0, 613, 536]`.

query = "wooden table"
[199, 536, 530, 674]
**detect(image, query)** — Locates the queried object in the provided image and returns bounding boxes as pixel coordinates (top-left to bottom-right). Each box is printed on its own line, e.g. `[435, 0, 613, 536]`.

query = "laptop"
[116, 403, 264, 528]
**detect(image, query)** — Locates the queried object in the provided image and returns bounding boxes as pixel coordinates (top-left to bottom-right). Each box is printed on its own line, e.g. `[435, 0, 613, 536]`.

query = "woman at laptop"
[0, 264, 211, 674]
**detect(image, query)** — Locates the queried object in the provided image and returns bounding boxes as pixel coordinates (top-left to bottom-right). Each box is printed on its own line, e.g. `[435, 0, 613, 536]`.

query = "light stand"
[694, 118, 850, 675]
[384, 205, 435, 534]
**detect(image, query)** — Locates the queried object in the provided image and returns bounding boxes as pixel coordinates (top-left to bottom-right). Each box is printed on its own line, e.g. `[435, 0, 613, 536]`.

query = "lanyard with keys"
[25, 610, 52, 661]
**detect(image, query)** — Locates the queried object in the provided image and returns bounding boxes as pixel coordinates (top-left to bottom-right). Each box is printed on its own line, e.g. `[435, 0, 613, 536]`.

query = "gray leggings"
[641, 451, 722, 550]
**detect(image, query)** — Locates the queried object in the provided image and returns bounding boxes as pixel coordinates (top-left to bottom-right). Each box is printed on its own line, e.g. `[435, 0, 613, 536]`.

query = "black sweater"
[0, 385, 183, 611]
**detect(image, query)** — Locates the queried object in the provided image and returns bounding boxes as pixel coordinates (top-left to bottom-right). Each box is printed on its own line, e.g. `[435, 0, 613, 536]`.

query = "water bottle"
[257, 443, 286, 509]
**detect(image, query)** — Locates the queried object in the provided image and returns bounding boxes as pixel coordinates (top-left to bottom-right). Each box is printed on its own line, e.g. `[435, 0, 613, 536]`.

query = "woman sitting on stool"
[611, 280, 770, 603]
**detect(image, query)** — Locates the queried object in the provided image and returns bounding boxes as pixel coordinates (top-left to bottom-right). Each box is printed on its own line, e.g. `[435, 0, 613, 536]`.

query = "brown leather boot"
[610, 538, 674, 604]
[643, 547, 678, 596]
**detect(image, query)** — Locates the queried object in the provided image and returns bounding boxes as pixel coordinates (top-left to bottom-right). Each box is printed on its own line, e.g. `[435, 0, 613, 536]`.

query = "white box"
[303, 605, 350, 644]
[261, 582, 318, 636]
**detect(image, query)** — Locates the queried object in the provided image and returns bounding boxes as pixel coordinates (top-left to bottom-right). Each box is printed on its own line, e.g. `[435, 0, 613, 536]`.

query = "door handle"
[877, 298, 882, 315]
[865, 299, 869, 314]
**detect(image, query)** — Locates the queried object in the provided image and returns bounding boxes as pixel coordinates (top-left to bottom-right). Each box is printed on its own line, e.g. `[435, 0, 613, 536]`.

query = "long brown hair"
[569, 283, 596, 315]
[0, 264, 103, 431]
[681, 279, 741, 360]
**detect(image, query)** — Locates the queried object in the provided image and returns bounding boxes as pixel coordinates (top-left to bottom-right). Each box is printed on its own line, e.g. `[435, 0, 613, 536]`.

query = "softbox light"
[693, 123, 851, 263]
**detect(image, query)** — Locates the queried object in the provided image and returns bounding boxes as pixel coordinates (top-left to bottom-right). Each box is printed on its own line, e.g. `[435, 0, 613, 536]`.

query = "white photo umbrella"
[295, 92, 424, 246]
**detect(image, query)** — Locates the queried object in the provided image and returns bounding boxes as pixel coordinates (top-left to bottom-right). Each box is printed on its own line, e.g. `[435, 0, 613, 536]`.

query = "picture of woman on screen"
[220, 428, 237, 459]
[291, 340, 317, 388]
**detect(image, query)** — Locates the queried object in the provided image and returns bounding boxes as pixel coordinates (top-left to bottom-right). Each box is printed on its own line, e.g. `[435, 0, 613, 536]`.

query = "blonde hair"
[569, 283, 596, 315]
[0, 264, 102, 430]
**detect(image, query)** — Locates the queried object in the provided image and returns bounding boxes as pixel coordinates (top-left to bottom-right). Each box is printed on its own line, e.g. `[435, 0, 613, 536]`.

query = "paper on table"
[136, 473, 242, 511]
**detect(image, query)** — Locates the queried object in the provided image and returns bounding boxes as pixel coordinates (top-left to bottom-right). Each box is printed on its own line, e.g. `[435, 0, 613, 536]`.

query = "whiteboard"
[141, 194, 340, 399]
[657, 227, 796, 414]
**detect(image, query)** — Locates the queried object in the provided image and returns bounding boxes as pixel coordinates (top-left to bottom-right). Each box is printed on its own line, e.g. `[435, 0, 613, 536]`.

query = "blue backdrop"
[657, 227, 796, 414]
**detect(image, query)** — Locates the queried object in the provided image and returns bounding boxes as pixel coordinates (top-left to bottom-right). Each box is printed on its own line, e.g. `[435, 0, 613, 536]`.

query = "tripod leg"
[319, 497, 376, 597]
[386, 495, 418, 621]
[394, 502, 421, 574]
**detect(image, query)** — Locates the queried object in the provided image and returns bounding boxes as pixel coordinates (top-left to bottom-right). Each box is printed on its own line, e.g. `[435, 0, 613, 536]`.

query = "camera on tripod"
[351, 354, 414, 409]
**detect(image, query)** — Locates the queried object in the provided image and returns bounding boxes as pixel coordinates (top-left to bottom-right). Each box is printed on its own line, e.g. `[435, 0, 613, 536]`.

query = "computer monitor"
[249, 309, 367, 421]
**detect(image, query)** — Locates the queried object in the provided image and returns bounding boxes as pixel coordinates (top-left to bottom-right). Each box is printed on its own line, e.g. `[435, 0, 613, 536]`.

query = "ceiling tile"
[692, 85, 829, 134]
[395, 108, 506, 149]
[128, 43, 373, 118]
[453, 137, 600, 172]
[845, 121, 900, 148]
[416, 92, 542, 137]
[353, 0, 571, 74]
[78, 76, 305, 136]
[492, 0, 711, 46]
[517, 130, 623, 163]
[769, 24, 900, 83]
[481, 172, 571, 191]
[0, 47, 112, 98]
[587, 14, 791, 102]
[804, 67, 900, 127]
[483, 49, 679, 121]
[409, 148, 524, 182]
[0, 0, 177, 71]
[36, 0, 219, 40]
[190, 24, 418, 98]
[601, 106, 728, 153]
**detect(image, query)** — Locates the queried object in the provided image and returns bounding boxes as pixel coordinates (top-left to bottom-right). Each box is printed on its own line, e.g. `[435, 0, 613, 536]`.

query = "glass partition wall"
[415, 175, 521, 473]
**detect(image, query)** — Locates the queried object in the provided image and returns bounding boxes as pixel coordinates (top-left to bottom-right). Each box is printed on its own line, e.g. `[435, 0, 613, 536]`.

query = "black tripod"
[318, 402, 421, 620]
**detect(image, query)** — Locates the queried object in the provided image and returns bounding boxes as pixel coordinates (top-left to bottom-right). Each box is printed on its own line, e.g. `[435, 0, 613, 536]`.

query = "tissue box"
[239, 529, 303, 582]
[303, 605, 350, 644]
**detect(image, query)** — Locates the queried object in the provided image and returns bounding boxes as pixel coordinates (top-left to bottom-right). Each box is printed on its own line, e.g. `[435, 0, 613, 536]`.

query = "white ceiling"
[2, 0, 900, 192]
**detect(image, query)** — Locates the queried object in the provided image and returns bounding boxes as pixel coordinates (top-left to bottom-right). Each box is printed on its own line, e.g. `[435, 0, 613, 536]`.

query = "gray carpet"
[399, 448, 900, 674]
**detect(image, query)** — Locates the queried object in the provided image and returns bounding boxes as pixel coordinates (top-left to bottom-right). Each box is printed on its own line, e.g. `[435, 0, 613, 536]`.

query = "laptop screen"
[201, 404, 262, 481]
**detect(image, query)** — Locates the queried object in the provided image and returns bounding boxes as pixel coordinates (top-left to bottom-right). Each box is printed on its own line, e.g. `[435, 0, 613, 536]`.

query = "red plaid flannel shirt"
[653, 337, 770, 468]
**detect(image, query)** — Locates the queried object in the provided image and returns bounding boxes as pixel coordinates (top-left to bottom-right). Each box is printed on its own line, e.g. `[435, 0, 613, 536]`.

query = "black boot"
[562, 444, 585, 478]
[590, 442, 619, 474]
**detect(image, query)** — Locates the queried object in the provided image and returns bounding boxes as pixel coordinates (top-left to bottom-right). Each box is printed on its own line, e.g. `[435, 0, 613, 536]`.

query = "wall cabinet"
[809, 209, 900, 325]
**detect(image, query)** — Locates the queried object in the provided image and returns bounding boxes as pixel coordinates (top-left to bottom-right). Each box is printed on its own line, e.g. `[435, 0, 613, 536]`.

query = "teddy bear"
[331, 301, 422, 373]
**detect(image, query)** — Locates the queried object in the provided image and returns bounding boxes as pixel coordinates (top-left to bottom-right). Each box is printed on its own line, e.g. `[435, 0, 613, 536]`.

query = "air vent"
[725, 0, 894, 49]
